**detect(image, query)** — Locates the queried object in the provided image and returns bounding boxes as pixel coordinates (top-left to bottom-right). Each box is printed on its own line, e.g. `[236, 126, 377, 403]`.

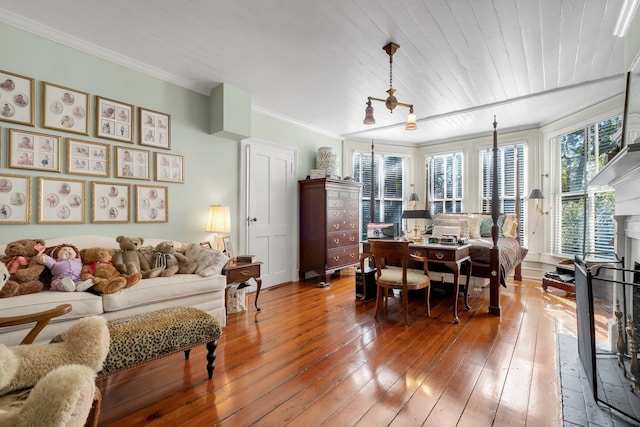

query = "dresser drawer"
[424, 247, 469, 262]
[327, 231, 359, 249]
[328, 217, 358, 232]
[327, 246, 359, 269]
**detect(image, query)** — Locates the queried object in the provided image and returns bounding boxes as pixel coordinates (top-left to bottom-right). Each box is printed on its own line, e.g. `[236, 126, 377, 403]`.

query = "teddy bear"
[0, 261, 8, 295]
[112, 235, 164, 279]
[0, 238, 46, 298]
[80, 247, 141, 294]
[148, 241, 198, 277]
[37, 243, 94, 292]
[0, 316, 109, 426]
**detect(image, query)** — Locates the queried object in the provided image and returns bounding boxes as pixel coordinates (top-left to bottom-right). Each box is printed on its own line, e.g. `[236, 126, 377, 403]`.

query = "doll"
[38, 244, 94, 292]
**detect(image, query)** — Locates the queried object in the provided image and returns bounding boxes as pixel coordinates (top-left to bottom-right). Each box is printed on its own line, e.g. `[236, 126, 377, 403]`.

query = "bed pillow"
[467, 214, 481, 238]
[432, 218, 469, 238]
[480, 215, 505, 238]
[502, 214, 518, 238]
[184, 243, 230, 276]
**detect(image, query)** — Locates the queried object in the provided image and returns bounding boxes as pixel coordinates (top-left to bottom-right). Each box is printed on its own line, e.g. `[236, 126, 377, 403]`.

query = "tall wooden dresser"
[299, 178, 361, 284]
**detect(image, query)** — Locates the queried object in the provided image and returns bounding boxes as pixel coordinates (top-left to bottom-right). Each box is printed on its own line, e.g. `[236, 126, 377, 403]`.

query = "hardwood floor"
[97, 269, 578, 426]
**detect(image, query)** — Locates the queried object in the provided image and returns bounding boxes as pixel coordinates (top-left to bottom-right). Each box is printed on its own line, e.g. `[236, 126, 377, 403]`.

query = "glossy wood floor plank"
[98, 269, 573, 426]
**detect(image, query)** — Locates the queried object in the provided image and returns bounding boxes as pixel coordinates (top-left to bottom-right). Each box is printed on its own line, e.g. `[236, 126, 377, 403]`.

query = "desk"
[362, 241, 472, 323]
[223, 261, 263, 311]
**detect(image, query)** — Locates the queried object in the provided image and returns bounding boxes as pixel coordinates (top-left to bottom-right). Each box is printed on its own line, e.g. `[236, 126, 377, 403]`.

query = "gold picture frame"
[67, 138, 110, 177]
[155, 152, 184, 183]
[43, 82, 89, 135]
[38, 177, 85, 224]
[139, 107, 170, 149]
[8, 128, 61, 172]
[92, 182, 130, 223]
[95, 95, 134, 143]
[0, 70, 35, 126]
[0, 173, 31, 224]
[135, 184, 168, 223]
[115, 146, 150, 180]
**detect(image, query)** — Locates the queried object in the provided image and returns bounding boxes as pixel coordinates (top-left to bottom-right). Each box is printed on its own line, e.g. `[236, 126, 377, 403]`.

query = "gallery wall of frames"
[0, 69, 185, 225]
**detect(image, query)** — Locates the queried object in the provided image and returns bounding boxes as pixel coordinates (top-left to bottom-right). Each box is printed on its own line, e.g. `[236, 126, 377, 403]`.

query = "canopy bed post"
[489, 116, 501, 316]
[514, 150, 522, 281]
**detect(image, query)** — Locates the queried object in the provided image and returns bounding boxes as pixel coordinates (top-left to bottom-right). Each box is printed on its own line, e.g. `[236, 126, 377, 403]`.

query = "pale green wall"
[0, 22, 340, 245]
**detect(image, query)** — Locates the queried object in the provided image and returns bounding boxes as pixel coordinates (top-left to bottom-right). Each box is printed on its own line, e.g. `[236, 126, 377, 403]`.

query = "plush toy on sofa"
[149, 241, 198, 277]
[0, 261, 8, 295]
[112, 236, 164, 279]
[0, 238, 46, 298]
[37, 244, 94, 292]
[0, 316, 110, 426]
[80, 247, 141, 294]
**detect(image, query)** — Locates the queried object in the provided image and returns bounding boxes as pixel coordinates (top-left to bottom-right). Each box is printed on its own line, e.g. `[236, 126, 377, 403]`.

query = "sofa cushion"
[101, 274, 226, 313]
[0, 290, 103, 333]
[184, 244, 229, 276]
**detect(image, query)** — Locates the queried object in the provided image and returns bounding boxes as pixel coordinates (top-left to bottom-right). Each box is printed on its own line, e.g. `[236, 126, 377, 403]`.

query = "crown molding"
[0, 9, 211, 95]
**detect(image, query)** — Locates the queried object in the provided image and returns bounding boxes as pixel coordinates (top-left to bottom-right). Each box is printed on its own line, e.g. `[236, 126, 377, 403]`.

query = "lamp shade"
[401, 209, 432, 219]
[528, 188, 544, 200]
[205, 205, 230, 233]
[363, 101, 376, 124]
[405, 109, 417, 130]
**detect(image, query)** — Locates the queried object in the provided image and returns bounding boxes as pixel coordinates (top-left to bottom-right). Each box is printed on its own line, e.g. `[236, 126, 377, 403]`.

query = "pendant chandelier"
[363, 42, 417, 131]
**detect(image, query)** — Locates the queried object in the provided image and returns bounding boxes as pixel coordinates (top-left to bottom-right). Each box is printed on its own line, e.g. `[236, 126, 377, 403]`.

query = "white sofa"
[0, 235, 227, 346]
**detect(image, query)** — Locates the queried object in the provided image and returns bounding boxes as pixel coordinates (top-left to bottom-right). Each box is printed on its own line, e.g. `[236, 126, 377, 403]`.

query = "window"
[353, 152, 405, 240]
[553, 115, 620, 258]
[480, 144, 526, 241]
[429, 152, 463, 214]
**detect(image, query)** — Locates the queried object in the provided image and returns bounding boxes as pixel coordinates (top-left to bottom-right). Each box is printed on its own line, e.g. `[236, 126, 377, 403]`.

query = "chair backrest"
[369, 239, 410, 282]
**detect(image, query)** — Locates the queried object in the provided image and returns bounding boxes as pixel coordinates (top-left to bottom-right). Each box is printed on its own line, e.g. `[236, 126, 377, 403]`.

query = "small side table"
[223, 261, 263, 311]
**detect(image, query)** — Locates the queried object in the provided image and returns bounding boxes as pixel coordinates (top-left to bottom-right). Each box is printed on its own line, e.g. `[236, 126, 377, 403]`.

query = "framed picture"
[0, 70, 35, 126]
[199, 241, 212, 249]
[8, 128, 60, 172]
[38, 177, 85, 224]
[92, 181, 130, 223]
[139, 107, 170, 149]
[223, 236, 234, 259]
[155, 152, 184, 183]
[115, 146, 150, 180]
[43, 82, 89, 135]
[0, 174, 31, 224]
[67, 139, 110, 177]
[136, 184, 167, 223]
[95, 96, 134, 143]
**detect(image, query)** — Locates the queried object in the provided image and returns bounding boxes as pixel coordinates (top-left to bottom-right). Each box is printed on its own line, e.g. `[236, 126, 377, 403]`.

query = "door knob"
[248, 217, 257, 222]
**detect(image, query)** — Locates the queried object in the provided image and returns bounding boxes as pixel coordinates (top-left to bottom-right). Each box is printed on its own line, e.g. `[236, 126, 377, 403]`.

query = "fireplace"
[575, 231, 640, 422]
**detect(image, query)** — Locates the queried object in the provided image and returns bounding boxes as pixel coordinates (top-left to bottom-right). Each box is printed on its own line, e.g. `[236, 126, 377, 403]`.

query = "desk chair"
[369, 240, 431, 326]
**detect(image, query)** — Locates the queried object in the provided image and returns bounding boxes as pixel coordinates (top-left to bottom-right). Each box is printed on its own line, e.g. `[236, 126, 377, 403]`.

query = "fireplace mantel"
[591, 142, 640, 187]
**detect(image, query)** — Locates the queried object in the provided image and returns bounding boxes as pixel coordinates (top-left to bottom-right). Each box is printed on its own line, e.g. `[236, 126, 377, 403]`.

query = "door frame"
[239, 137, 299, 284]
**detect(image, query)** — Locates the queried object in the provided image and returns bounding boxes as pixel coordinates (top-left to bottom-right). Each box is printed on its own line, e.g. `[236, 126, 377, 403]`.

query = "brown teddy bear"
[80, 247, 141, 294]
[0, 238, 46, 298]
[112, 236, 163, 279]
[148, 241, 198, 277]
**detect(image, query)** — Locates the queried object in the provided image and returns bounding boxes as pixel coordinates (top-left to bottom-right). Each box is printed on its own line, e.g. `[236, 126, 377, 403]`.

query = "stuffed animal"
[150, 241, 198, 277]
[112, 236, 164, 279]
[0, 238, 46, 298]
[37, 244, 94, 292]
[80, 247, 141, 294]
[0, 316, 109, 426]
[0, 261, 8, 295]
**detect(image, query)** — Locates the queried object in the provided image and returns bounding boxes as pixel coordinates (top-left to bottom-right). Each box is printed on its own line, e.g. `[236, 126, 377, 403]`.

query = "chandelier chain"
[389, 60, 393, 89]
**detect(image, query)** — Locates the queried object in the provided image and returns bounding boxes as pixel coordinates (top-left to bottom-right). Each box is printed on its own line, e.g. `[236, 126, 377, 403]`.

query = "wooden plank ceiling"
[0, 0, 628, 145]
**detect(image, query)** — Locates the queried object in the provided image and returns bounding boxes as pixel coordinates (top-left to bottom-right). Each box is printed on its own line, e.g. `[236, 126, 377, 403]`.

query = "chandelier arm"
[367, 96, 413, 110]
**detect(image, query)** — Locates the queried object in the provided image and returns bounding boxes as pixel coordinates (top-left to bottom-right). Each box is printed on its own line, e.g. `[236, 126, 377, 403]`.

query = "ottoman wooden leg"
[206, 340, 217, 379]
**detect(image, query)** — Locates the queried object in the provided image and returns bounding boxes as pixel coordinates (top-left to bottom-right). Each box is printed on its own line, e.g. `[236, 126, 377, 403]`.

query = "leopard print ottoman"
[53, 306, 221, 379]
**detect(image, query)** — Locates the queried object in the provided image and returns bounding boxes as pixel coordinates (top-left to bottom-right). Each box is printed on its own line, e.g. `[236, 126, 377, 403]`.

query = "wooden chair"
[369, 240, 431, 326]
[0, 303, 102, 427]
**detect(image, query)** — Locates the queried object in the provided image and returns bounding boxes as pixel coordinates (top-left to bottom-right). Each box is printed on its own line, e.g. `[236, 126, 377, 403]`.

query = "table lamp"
[205, 205, 231, 252]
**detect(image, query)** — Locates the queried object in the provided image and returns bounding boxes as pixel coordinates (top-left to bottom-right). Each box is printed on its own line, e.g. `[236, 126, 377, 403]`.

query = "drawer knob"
[333, 256, 340, 261]
[240, 269, 250, 276]
[435, 252, 444, 260]
[333, 238, 340, 244]
[333, 224, 340, 229]
[349, 236, 355, 241]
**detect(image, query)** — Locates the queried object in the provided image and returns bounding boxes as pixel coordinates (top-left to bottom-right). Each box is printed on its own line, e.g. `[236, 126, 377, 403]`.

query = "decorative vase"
[316, 147, 338, 177]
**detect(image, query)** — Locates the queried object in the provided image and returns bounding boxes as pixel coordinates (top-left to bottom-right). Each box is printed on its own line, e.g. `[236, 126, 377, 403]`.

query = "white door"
[240, 138, 297, 289]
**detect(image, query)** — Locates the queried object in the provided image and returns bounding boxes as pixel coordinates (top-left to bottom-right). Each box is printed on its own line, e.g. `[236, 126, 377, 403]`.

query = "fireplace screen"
[575, 256, 640, 422]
